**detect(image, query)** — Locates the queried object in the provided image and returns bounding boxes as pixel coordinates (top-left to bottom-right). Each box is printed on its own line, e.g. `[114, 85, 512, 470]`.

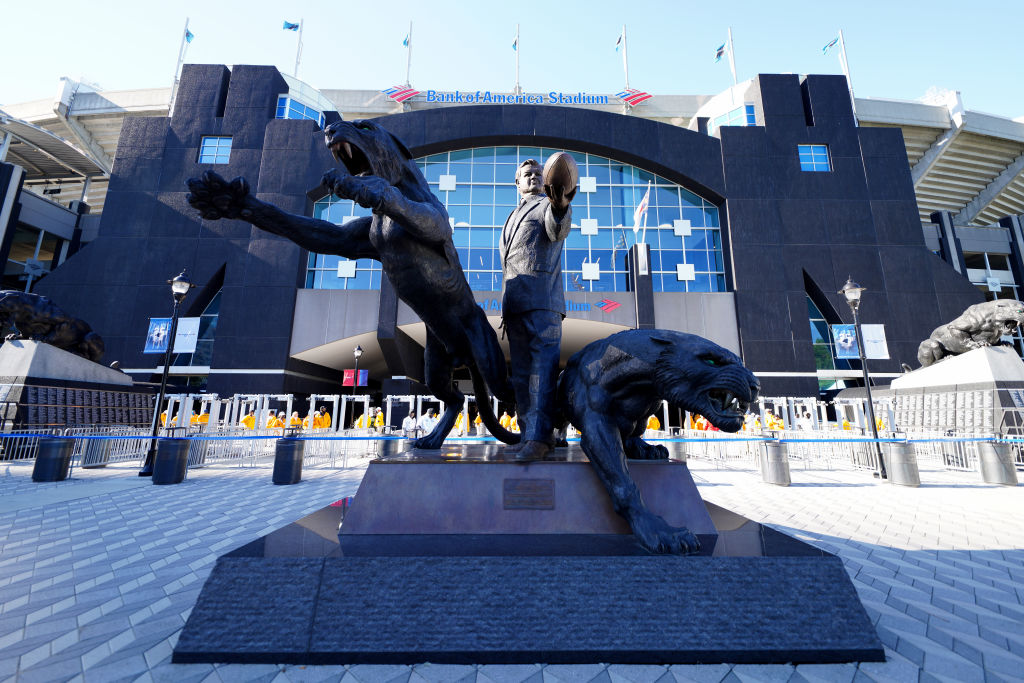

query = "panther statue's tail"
[469, 361, 520, 445]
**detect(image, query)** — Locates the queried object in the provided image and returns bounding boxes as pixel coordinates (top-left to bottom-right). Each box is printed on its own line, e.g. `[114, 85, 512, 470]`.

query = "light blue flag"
[185, 29, 194, 44]
[403, 34, 409, 47]
[283, 21, 300, 31]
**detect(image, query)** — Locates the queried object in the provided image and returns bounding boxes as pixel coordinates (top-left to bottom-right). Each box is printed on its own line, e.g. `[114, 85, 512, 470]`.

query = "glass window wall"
[306, 146, 725, 294]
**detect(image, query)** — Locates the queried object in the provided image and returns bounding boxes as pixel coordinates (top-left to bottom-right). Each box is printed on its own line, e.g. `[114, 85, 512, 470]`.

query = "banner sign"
[143, 317, 201, 354]
[423, 90, 612, 106]
[861, 324, 890, 360]
[832, 324, 859, 359]
[343, 369, 369, 387]
[174, 318, 201, 354]
[832, 324, 889, 360]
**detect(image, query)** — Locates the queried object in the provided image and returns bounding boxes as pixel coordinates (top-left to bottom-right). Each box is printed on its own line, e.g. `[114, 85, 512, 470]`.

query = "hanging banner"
[343, 369, 369, 387]
[861, 324, 890, 359]
[143, 317, 201, 354]
[144, 318, 172, 354]
[831, 324, 859, 359]
[173, 318, 201, 354]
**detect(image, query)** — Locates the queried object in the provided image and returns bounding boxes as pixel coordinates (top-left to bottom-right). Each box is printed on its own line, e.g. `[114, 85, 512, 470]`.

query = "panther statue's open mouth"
[328, 137, 373, 177]
[706, 387, 751, 420]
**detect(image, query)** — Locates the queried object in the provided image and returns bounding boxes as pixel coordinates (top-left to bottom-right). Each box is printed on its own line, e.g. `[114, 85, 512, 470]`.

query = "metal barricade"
[0, 427, 60, 462]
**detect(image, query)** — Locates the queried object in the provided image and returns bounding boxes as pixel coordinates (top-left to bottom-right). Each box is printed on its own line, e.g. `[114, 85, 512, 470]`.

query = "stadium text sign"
[425, 90, 610, 105]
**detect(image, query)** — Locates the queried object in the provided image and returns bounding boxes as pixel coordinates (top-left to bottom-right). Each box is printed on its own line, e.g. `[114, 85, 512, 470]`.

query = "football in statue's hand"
[543, 152, 579, 195]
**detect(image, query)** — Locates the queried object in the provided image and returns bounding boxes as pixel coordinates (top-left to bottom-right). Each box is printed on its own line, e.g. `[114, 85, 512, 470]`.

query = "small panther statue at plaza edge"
[186, 119, 517, 448]
[555, 329, 760, 554]
[0, 290, 104, 363]
[917, 299, 1024, 368]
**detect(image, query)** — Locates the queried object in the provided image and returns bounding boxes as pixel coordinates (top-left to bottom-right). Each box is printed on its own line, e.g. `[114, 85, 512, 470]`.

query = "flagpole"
[838, 29, 858, 123]
[169, 17, 191, 112]
[514, 24, 521, 94]
[622, 25, 630, 90]
[405, 22, 413, 86]
[727, 27, 737, 86]
[294, 20, 304, 77]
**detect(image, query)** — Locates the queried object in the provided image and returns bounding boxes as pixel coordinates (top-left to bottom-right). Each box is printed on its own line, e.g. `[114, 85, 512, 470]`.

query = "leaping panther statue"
[186, 119, 517, 448]
[0, 290, 104, 363]
[556, 329, 760, 554]
[917, 299, 1024, 367]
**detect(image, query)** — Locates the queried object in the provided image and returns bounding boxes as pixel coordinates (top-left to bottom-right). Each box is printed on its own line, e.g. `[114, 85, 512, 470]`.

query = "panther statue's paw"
[629, 511, 700, 555]
[322, 170, 393, 211]
[625, 437, 669, 460]
[186, 171, 252, 220]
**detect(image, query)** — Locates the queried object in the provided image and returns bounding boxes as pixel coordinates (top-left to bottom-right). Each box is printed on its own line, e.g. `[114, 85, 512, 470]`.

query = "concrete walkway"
[0, 455, 1021, 682]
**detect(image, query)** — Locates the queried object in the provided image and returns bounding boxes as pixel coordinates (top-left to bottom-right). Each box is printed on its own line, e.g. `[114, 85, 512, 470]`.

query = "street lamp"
[350, 345, 363, 428]
[139, 270, 195, 477]
[838, 277, 888, 480]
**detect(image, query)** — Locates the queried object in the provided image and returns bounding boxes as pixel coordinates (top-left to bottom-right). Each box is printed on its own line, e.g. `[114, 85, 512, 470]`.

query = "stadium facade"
[2, 64, 1023, 404]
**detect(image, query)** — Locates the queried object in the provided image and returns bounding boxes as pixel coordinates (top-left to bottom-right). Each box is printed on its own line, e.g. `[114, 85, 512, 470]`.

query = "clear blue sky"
[3, 0, 1021, 119]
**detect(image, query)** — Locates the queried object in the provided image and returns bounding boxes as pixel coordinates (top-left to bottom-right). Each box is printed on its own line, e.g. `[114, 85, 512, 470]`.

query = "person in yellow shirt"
[875, 416, 886, 432]
[694, 414, 709, 431]
[646, 415, 661, 431]
[198, 412, 209, 425]
[510, 413, 520, 433]
[189, 412, 200, 426]
[499, 411, 512, 430]
[289, 411, 302, 428]
[842, 419, 851, 430]
[455, 412, 466, 436]
[241, 411, 256, 430]
[267, 412, 285, 429]
[373, 408, 385, 432]
[474, 412, 483, 435]
[354, 412, 368, 429]
[317, 406, 331, 430]
[160, 410, 168, 426]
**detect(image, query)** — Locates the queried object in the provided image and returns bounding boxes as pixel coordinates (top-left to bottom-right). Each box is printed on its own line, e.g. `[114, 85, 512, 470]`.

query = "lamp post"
[139, 270, 195, 477]
[351, 345, 363, 426]
[838, 277, 888, 480]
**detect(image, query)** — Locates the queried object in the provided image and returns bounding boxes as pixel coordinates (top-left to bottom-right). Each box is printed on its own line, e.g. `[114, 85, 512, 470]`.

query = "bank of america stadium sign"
[382, 88, 653, 107]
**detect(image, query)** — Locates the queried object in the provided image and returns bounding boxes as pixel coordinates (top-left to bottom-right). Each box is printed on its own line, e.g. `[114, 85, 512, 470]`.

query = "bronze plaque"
[503, 478, 555, 510]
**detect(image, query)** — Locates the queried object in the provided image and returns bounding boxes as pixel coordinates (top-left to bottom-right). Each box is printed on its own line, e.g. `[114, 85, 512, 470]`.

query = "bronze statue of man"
[500, 157, 576, 461]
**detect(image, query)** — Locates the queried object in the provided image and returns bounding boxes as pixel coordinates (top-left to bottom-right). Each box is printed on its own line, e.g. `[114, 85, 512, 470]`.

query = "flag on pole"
[714, 43, 726, 62]
[822, 36, 839, 55]
[512, 35, 518, 51]
[283, 21, 300, 31]
[403, 34, 409, 47]
[185, 29, 194, 44]
[633, 183, 651, 233]
[615, 29, 624, 52]
[616, 88, 652, 107]
[383, 85, 420, 103]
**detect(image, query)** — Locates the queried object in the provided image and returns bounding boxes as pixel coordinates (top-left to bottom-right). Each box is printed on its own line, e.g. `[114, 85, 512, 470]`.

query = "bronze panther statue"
[556, 329, 760, 554]
[0, 290, 104, 363]
[186, 119, 517, 448]
[917, 299, 1024, 367]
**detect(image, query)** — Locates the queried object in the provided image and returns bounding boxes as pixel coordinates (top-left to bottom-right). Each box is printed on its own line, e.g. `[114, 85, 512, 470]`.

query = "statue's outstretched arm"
[186, 171, 378, 260]
[321, 169, 450, 245]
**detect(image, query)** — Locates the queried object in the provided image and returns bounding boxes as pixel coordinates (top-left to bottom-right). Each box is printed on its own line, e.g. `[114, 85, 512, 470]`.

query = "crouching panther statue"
[186, 118, 517, 448]
[556, 329, 760, 554]
[917, 299, 1024, 368]
[0, 290, 104, 363]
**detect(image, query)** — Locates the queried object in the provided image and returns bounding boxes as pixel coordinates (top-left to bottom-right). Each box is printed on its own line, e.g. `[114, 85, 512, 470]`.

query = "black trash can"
[152, 438, 189, 485]
[273, 438, 304, 485]
[377, 436, 407, 459]
[32, 437, 74, 482]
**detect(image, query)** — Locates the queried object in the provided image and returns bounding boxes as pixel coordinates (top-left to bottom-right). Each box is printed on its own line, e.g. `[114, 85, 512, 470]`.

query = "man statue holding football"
[499, 153, 578, 461]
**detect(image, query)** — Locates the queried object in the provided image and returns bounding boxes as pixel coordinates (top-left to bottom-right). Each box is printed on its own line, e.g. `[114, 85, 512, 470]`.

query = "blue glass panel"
[682, 206, 705, 226]
[684, 230, 708, 249]
[449, 149, 472, 162]
[452, 227, 470, 248]
[592, 273, 615, 292]
[305, 271, 315, 288]
[688, 250, 710, 272]
[469, 248, 493, 270]
[587, 165, 611, 184]
[610, 206, 630, 226]
[565, 227, 589, 249]
[679, 187, 703, 207]
[447, 205, 470, 225]
[492, 147, 517, 163]
[467, 272, 490, 290]
[661, 276, 686, 292]
[426, 153, 447, 163]
[590, 249, 612, 270]
[456, 248, 469, 266]
[449, 163, 472, 181]
[715, 275, 726, 291]
[447, 187, 471, 204]
[703, 208, 720, 227]
[473, 148, 496, 160]
[660, 250, 684, 270]
[345, 269, 370, 289]
[608, 164, 631, 184]
[651, 205, 680, 225]
[471, 185, 495, 205]
[469, 228, 494, 247]
[689, 274, 713, 292]
[424, 164, 446, 182]
[647, 248, 662, 272]
[567, 272, 586, 292]
[469, 205, 493, 225]
[472, 164, 496, 183]
[369, 270, 381, 289]
[564, 250, 587, 270]
[518, 147, 542, 161]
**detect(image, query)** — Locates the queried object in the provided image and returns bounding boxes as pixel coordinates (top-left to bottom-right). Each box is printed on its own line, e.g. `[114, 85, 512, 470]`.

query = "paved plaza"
[1, 453, 1022, 682]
